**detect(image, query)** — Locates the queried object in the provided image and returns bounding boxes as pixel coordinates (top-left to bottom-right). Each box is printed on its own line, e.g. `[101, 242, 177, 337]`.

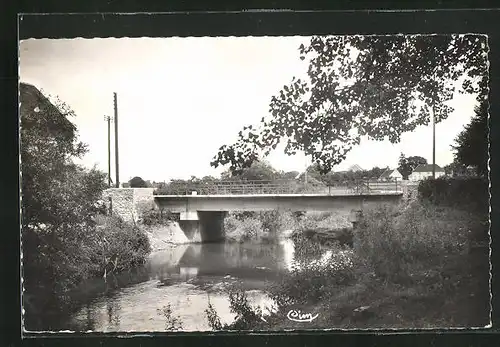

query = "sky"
[19, 37, 481, 182]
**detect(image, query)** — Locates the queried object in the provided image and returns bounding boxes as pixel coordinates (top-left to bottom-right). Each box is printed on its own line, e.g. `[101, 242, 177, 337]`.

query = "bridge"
[153, 179, 404, 242]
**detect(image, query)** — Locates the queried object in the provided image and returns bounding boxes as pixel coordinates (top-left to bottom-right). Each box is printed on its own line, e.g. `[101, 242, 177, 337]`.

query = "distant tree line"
[146, 160, 408, 195]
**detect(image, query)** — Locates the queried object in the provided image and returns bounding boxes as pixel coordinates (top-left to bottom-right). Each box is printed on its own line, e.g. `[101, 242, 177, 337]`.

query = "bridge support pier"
[178, 211, 226, 243]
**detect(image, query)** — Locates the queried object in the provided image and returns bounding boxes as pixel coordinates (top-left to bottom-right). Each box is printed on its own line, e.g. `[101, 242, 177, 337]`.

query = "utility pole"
[114, 92, 120, 188]
[104, 115, 112, 187]
[304, 153, 308, 185]
[432, 105, 436, 179]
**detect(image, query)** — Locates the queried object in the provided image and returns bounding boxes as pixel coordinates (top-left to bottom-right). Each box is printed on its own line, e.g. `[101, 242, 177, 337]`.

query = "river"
[57, 239, 298, 332]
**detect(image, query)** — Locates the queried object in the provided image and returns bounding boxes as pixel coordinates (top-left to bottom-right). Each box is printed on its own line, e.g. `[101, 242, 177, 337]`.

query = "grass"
[205, 200, 490, 330]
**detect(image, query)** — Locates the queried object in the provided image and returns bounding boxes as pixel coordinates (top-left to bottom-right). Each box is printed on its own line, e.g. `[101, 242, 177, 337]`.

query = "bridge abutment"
[178, 211, 226, 243]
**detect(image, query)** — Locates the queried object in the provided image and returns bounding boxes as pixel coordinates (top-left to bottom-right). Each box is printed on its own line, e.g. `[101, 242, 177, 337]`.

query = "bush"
[205, 289, 263, 331]
[129, 176, 148, 188]
[91, 215, 151, 275]
[418, 177, 488, 212]
[224, 214, 264, 243]
[259, 210, 282, 233]
[296, 211, 351, 231]
[224, 210, 299, 243]
[354, 203, 470, 284]
[271, 234, 355, 306]
[157, 304, 183, 331]
[140, 209, 179, 226]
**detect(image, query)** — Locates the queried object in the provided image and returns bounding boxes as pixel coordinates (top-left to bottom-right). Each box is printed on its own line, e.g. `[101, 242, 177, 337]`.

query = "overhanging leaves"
[211, 35, 489, 174]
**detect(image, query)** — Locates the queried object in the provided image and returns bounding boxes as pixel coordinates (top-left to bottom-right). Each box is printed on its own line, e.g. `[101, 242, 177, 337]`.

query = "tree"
[280, 171, 300, 180]
[129, 176, 148, 188]
[444, 161, 467, 177]
[224, 160, 278, 181]
[20, 83, 108, 324]
[452, 101, 488, 177]
[365, 166, 386, 180]
[398, 154, 427, 180]
[211, 35, 488, 174]
[306, 162, 325, 182]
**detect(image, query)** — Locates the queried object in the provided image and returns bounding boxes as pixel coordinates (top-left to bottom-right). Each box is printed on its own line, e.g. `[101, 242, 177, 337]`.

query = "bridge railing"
[153, 178, 403, 196]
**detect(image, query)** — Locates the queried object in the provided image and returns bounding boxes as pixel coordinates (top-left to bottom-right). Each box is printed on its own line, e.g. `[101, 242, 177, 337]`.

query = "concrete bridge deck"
[153, 192, 403, 242]
[154, 192, 403, 216]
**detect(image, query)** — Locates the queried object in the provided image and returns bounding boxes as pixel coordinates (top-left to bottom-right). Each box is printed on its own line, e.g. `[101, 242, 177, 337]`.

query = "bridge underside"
[154, 193, 403, 243]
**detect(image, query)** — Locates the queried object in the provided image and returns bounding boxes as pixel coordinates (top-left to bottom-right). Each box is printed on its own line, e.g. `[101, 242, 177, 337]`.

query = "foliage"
[451, 101, 489, 177]
[258, 210, 292, 233]
[305, 162, 325, 182]
[223, 160, 279, 181]
[280, 170, 300, 180]
[443, 161, 469, 176]
[321, 167, 384, 184]
[137, 204, 179, 226]
[20, 84, 151, 329]
[129, 176, 148, 188]
[398, 154, 428, 180]
[20, 84, 106, 323]
[354, 204, 470, 284]
[224, 210, 299, 243]
[205, 290, 263, 331]
[20, 83, 92, 232]
[157, 304, 183, 331]
[211, 35, 488, 174]
[418, 177, 489, 212]
[93, 215, 151, 275]
[224, 214, 264, 243]
[208, 203, 488, 330]
[205, 302, 224, 330]
[272, 233, 355, 306]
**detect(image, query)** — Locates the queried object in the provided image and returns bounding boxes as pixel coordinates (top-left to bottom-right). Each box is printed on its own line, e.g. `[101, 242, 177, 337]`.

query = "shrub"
[354, 203, 470, 284]
[296, 211, 351, 231]
[205, 289, 263, 331]
[129, 176, 148, 188]
[225, 290, 263, 330]
[205, 302, 223, 330]
[270, 232, 355, 306]
[259, 210, 283, 233]
[157, 304, 183, 331]
[271, 250, 355, 306]
[224, 214, 264, 243]
[418, 177, 488, 212]
[91, 215, 151, 276]
[225, 210, 299, 243]
[140, 209, 179, 226]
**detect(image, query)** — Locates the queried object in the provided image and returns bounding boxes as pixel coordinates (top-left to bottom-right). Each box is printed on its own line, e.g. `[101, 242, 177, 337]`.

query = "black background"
[2, 2, 500, 347]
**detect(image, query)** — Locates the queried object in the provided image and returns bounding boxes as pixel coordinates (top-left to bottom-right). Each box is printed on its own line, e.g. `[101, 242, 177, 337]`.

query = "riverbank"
[23, 214, 152, 331]
[205, 200, 490, 330]
[224, 210, 352, 244]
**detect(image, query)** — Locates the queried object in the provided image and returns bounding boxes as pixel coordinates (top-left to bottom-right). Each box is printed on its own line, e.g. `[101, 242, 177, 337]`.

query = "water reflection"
[66, 240, 297, 332]
[150, 242, 293, 284]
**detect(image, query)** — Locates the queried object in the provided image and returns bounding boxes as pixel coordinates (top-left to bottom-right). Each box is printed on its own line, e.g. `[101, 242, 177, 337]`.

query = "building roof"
[379, 168, 401, 179]
[20, 82, 76, 137]
[379, 168, 392, 179]
[347, 164, 363, 172]
[412, 164, 445, 173]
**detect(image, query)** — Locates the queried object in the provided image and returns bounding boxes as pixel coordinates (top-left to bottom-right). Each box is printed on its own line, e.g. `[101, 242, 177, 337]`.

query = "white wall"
[389, 171, 403, 180]
[409, 171, 445, 181]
